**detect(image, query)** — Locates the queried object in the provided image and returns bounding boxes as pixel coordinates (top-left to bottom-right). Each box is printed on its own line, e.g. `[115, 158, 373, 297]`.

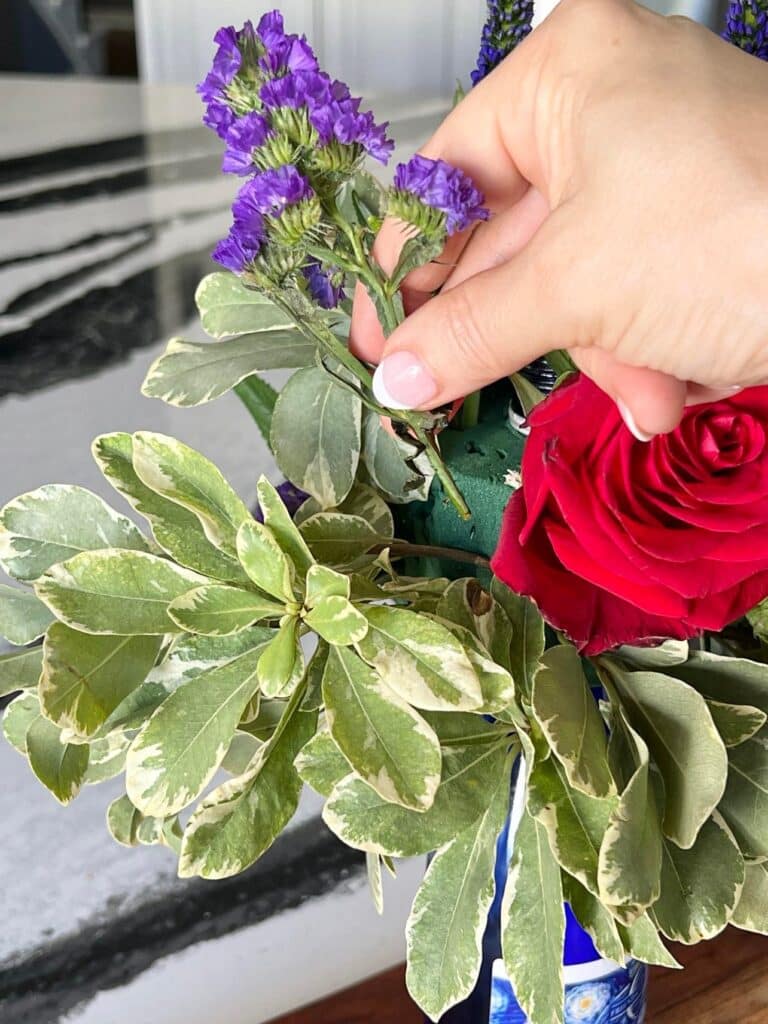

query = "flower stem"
[459, 389, 481, 429]
[371, 540, 490, 570]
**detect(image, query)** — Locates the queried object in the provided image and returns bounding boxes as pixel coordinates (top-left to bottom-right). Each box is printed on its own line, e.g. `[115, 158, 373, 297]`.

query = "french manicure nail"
[617, 400, 655, 443]
[372, 351, 438, 410]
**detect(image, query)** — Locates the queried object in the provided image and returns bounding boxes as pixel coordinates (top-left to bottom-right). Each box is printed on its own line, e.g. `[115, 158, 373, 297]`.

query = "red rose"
[490, 374, 768, 654]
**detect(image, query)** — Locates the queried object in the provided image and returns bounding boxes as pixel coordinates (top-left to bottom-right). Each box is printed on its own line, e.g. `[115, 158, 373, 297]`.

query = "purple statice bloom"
[303, 260, 345, 309]
[393, 155, 490, 234]
[234, 165, 314, 219]
[723, 0, 768, 59]
[256, 11, 285, 46]
[260, 34, 318, 75]
[471, 0, 534, 86]
[260, 69, 334, 111]
[222, 112, 273, 175]
[212, 222, 264, 273]
[203, 100, 236, 140]
[197, 22, 257, 138]
[254, 480, 309, 522]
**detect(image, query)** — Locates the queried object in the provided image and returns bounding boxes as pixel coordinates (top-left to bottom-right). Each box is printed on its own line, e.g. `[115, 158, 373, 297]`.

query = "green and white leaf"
[436, 579, 513, 672]
[132, 432, 250, 556]
[322, 739, 510, 857]
[501, 809, 565, 1024]
[0, 585, 54, 645]
[406, 775, 509, 1021]
[305, 595, 368, 646]
[323, 645, 441, 810]
[145, 629, 272, 691]
[93, 433, 248, 583]
[195, 271, 295, 338]
[706, 699, 766, 747]
[36, 549, 206, 635]
[305, 564, 349, 607]
[41, 623, 161, 738]
[299, 512, 379, 567]
[666, 650, 768, 715]
[719, 726, 768, 860]
[294, 727, 351, 797]
[142, 331, 313, 407]
[356, 605, 483, 712]
[126, 643, 266, 816]
[2, 690, 42, 754]
[295, 482, 394, 539]
[532, 644, 614, 799]
[561, 875, 626, 966]
[366, 852, 385, 915]
[256, 476, 314, 576]
[732, 861, 768, 935]
[0, 646, 43, 697]
[236, 519, 294, 603]
[651, 815, 744, 944]
[359, 409, 432, 504]
[0, 484, 150, 582]
[26, 714, 89, 804]
[168, 584, 284, 636]
[179, 689, 318, 878]
[271, 367, 361, 509]
[491, 578, 545, 701]
[84, 729, 131, 783]
[616, 914, 681, 968]
[258, 617, 304, 698]
[608, 665, 728, 848]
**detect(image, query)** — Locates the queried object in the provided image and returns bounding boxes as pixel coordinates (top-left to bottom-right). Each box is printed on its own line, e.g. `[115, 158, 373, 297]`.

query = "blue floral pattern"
[490, 959, 647, 1023]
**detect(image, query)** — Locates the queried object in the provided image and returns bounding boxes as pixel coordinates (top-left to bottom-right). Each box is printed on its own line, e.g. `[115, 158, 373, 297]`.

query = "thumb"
[371, 208, 581, 411]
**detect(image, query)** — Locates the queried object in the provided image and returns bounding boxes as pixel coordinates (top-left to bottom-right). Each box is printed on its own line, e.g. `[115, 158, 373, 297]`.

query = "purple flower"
[212, 223, 264, 273]
[723, 0, 768, 59]
[260, 34, 318, 75]
[256, 11, 285, 46]
[303, 260, 345, 308]
[254, 480, 309, 522]
[392, 155, 489, 234]
[222, 112, 273, 175]
[471, 0, 534, 86]
[197, 22, 257, 138]
[234, 165, 314, 219]
[260, 70, 333, 111]
[203, 100, 236, 140]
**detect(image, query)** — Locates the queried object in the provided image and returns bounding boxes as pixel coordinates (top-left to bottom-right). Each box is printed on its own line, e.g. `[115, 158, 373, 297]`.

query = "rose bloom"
[491, 374, 768, 654]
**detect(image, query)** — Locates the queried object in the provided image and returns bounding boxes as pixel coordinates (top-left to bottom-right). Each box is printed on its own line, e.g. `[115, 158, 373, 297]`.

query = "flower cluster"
[471, 0, 534, 86]
[723, 0, 768, 60]
[388, 155, 489, 237]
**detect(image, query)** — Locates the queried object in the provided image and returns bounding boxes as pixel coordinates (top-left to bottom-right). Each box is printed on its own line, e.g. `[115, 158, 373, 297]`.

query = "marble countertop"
[0, 74, 445, 1024]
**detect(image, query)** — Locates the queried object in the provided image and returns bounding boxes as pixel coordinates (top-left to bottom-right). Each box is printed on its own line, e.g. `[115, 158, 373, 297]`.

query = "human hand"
[350, 0, 768, 439]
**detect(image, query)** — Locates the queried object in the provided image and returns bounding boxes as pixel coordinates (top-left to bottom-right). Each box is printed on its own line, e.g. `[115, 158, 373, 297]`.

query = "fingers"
[371, 206, 582, 409]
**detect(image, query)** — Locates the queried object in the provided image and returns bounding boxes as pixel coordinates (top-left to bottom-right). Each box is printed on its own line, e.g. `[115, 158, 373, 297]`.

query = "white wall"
[136, 0, 486, 98]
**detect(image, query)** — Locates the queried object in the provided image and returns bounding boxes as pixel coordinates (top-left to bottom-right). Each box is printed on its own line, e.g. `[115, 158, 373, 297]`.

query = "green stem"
[372, 540, 489, 570]
[460, 390, 481, 430]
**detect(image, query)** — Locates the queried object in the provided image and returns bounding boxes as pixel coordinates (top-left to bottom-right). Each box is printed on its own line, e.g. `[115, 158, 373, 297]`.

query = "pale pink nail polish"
[617, 400, 655, 443]
[372, 351, 438, 410]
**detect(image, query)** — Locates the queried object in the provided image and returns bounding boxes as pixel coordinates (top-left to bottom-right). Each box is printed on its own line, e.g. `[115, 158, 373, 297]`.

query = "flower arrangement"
[1, 5, 768, 1023]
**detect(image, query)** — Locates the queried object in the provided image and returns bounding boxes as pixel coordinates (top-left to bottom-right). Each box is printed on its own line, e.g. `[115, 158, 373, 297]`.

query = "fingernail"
[617, 400, 655, 443]
[372, 351, 438, 410]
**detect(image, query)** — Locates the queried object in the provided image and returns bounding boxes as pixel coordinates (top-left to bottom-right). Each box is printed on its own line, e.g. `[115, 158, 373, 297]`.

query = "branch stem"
[371, 540, 490, 570]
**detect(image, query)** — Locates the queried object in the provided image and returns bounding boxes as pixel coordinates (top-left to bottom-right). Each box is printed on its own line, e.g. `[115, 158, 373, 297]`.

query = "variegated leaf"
[295, 482, 394, 539]
[256, 476, 314, 576]
[0, 646, 43, 697]
[0, 585, 54, 645]
[305, 595, 368, 646]
[706, 699, 766, 747]
[2, 690, 42, 754]
[719, 726, 768, 860]
[366, 852, 385, 915]
[0, 484, 150, 582]
[561, 875, 626, 966]
[323, 645, 441, 810]
[617, 914, 681, 968]
[195, 271, 295, 338]
[359, 408, 432, 503]
[258, 617, 305, 698]
[436, 579, 513, 671]
[26, 715, 89, 805]
[305, 564, 349, 607]
[36, 550, 206, 635]
[299, 512, 379, 567]
[490, 578, 545, 701]
[236, 519, 294, 603]
[294, 727, 351, 797]
[168, 584, 285, 636]
[732, 861, 768, 935]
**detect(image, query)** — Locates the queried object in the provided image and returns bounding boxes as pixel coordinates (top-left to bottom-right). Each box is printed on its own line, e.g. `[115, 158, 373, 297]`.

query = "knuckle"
[440, 288, 497, 378]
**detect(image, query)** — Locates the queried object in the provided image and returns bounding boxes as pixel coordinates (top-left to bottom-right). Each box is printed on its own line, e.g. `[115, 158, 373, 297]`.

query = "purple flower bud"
[471, 0, 534, 86]
[260, 70, 333, 111]
[392, 155, 489, 234]
[256, 11, 285, 46]
[303, 260, 345, 309]
[202, 99, 236, 140]
[234, 165, 314, 219]
[212, 223, 264, 273]
[260, 34, 319, 75]
[222, 112, 273, 174]
[723, 0, 768, 59]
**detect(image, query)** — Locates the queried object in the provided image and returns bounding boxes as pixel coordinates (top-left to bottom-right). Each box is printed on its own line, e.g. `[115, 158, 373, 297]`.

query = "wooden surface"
[270, 927, 768, 1024]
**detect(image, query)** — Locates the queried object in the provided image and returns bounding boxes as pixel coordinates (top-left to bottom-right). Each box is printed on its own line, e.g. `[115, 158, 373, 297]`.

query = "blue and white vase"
[434, 764, 648, 1023]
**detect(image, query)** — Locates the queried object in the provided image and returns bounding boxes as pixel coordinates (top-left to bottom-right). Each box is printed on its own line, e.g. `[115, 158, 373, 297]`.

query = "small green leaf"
[179, 688, 318, 878]
[271, 366, 361, 509]
[142, 331, 313, 407]
[234, 376, 279, 446]
[221, 731, 262, 775]
[322, 739, 510, 857]
[3, 690, 41, 754]
[0, 585, 54, 645]
[616, 914, 681, 968]
[195, 271, 295, 338]
[561, 874, 626, 966]
[406, 774, 509, 1021]
[666, 650, 768, 714]
[651, 815, 744, 943]
[299, 512, 379, 566]
[296, 483, 394, 540]
[491, 578, 545, 701]
[107, 794, 144, 846]
[356, 605, 483, 711]
[719, 726, 768, 859]
[501, 808, 565, 1024]
[303, 638, 329, 710]
[294, 728, 351, 797]
[706, 699, 767, 747]
[607, 665, 728, 849]
[436, 579, 513, 672]
[236, 519, 294, 603]
[305, 595, 368, 646]
[528, 756, 615, 897]
[256, 476, 314, 576]
[258, 617, 304, 698]
[0, 484, 150, 582]
[305, 564, 349, 606]
[532, 645, 614, 799]
[145, 630, 271, 692]
[168, 584, 285, 635]
[322, 646, 441, 810]
[438, 622, 516, 714]
[84, 730, 130, 783]
[132, 432, 250, 557]
[36, 549, 206, 635]
[93, 432, 248, 584]
[0, 646, 43, 697]
[41, 623, 161, 738]
[126, 643, 266, 816]
[26, 715, 89, 804]
[732, 861, 768, 935]
[359, 409, 432, 504]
